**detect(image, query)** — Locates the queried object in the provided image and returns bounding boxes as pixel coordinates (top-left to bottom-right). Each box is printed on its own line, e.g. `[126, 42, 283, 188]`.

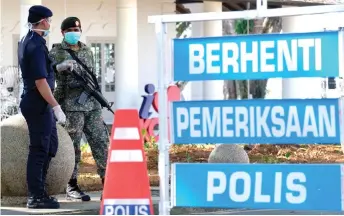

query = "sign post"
[148, 1, 344, 215]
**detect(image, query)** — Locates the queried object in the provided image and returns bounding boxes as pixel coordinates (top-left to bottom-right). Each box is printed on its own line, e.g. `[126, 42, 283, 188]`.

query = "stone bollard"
[1, 114, 75, 205]
[208, 144, 250, 163]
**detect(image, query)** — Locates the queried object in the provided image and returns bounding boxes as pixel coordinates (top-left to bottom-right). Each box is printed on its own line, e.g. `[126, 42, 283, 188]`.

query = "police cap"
[61, 17, 81, 31]
[28, 5, 53, 23]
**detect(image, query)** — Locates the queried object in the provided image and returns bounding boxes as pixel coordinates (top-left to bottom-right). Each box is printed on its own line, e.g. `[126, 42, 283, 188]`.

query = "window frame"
[86, 37, 116, 93]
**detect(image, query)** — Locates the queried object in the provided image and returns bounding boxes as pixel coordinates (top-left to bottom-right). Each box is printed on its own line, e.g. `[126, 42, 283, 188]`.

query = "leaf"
[285, 152, 292, 158]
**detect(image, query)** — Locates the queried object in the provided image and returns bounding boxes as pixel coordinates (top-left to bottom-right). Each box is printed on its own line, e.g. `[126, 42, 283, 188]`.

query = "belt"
[23, 87, 54, 95]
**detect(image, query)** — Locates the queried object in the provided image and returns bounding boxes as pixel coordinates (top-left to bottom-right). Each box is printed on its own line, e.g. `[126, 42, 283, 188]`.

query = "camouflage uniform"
[49, 41, 108, 180]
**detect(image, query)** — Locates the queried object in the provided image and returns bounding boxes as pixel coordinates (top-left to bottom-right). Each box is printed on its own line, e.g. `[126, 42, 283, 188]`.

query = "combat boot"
[66, 178, 91, 201]
[27, 194, 60, 209]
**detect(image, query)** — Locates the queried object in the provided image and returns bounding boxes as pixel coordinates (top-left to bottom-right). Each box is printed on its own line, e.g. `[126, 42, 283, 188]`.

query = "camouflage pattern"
[49, 40, 108, 179]
[65, 110, 108, 179]
[49, 41, 101, 112]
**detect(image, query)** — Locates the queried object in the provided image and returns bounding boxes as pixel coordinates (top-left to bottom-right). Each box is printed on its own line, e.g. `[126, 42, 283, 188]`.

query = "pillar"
[20, 0, 42, 39]
[281, 6, 323, 99]
[185, 3, 204, 101]
[115, 0, 139, 109]
[203, 1, 223, 100]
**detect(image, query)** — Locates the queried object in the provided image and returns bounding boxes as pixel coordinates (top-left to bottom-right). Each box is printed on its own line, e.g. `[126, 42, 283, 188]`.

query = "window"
[104, 43, 115, 92]
[87, 38, 116, 125]
[91, 43, 102, 85]
[88, 39, 115, 93]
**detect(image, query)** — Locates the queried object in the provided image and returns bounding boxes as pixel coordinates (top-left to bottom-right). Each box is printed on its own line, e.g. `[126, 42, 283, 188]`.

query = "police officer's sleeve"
[29, 46, 48, 80]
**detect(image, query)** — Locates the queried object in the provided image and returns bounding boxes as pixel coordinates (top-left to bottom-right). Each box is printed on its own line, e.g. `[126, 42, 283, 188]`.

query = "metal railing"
[0, 66, 21, 121]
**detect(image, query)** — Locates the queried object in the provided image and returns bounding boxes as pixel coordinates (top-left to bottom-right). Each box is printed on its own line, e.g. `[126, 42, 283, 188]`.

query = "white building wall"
[2, 0, 20, 66]
[46, 0, 116, 48]
[137, 0, 175, 94]
[1, 0, 176, 123]
[1, 0, 117, 66]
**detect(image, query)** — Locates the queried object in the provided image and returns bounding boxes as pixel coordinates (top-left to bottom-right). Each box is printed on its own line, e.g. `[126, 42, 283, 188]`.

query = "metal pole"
[246, 2, 251, 99]
[155, 20, 170, 215]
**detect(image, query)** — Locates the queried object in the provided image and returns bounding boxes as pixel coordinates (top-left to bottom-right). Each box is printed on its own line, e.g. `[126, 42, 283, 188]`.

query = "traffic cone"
[100, 109, 154, 215]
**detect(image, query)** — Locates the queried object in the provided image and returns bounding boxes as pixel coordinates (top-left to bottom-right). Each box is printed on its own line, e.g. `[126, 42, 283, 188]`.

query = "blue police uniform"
[18, 5, 59, 209]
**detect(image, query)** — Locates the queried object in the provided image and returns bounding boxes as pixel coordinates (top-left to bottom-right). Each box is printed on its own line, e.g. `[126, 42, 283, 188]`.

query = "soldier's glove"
[52, 105, 66, 124]
[56, 60, 76, 72]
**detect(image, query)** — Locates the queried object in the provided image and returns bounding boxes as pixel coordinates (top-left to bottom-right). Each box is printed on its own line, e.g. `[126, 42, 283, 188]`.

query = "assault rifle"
[65, 49, 114, 114]
[71, 69, 114, 114]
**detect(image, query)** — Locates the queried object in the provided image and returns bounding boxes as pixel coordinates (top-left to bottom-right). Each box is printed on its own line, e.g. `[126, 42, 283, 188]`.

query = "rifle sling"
[65, 49, 100, 91]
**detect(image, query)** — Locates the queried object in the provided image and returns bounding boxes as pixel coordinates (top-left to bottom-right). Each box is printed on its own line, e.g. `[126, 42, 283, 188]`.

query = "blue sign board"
[171, 98, 343, 144]
[173, 30, 342, 81]
[171, 163, 344, 211]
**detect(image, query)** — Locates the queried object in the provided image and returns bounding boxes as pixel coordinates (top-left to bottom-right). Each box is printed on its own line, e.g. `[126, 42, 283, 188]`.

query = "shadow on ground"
[44, 205, 344, 215]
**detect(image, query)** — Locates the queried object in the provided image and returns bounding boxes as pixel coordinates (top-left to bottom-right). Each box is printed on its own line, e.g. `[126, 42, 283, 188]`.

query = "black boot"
[66, 179, 91, 201]
[43, 186, 58, 202]
[27, 194, 60, 209]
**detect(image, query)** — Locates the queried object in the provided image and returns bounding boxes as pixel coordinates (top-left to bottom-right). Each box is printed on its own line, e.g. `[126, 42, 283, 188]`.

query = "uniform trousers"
[20, 90, 58, 196]
[65, 109, 108, 180]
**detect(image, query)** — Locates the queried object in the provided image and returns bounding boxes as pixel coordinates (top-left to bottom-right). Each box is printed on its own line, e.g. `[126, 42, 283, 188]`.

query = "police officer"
[49, 17, 109, 202]
[18, 5, 74, 209]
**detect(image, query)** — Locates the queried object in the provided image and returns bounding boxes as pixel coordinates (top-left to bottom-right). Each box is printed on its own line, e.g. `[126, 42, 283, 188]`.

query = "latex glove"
[56, 60, 76, 72]
[52, 105, 66, 124]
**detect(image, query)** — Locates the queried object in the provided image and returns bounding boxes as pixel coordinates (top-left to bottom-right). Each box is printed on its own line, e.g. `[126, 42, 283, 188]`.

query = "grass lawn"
[77, 144, 344, 191]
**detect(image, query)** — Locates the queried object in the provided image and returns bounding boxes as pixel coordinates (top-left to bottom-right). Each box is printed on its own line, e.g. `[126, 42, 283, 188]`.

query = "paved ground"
[1, 192, 104, 215]
[1, 189, 343, 215]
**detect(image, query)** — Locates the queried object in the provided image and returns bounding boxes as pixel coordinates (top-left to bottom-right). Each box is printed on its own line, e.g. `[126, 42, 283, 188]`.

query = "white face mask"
[27, 18, 51, 37]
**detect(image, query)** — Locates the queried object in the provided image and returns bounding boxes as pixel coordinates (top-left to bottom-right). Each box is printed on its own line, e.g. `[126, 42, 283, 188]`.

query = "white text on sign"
[104, 205, 149, 215]
[189, 38, 322, 74]
[207, 171, 306, 204]
[176, 105, 336, 138]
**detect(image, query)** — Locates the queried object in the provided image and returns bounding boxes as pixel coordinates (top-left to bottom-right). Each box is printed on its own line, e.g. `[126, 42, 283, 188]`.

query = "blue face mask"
[34, 29, 50, 37]
[29, 24, 50, 37]
[64, 32, 81, 45]
[42, 30, 50, 37]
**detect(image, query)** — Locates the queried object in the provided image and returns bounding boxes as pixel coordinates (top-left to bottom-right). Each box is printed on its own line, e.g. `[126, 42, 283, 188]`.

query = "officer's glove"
[52, 105, 66, 124]
[56, 60, 76, 72]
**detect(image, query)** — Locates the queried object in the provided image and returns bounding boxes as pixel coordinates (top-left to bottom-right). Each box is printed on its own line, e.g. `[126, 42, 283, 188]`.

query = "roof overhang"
[175, 0, 339, 13]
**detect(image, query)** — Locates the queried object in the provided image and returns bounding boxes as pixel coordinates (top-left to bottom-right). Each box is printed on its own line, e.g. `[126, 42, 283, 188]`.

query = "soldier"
[49, 17, 108, 201]
[18, 5, 71, 209]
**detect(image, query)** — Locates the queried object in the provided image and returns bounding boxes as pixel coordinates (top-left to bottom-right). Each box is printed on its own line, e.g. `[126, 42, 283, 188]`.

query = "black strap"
[65, 49, 101, 91]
